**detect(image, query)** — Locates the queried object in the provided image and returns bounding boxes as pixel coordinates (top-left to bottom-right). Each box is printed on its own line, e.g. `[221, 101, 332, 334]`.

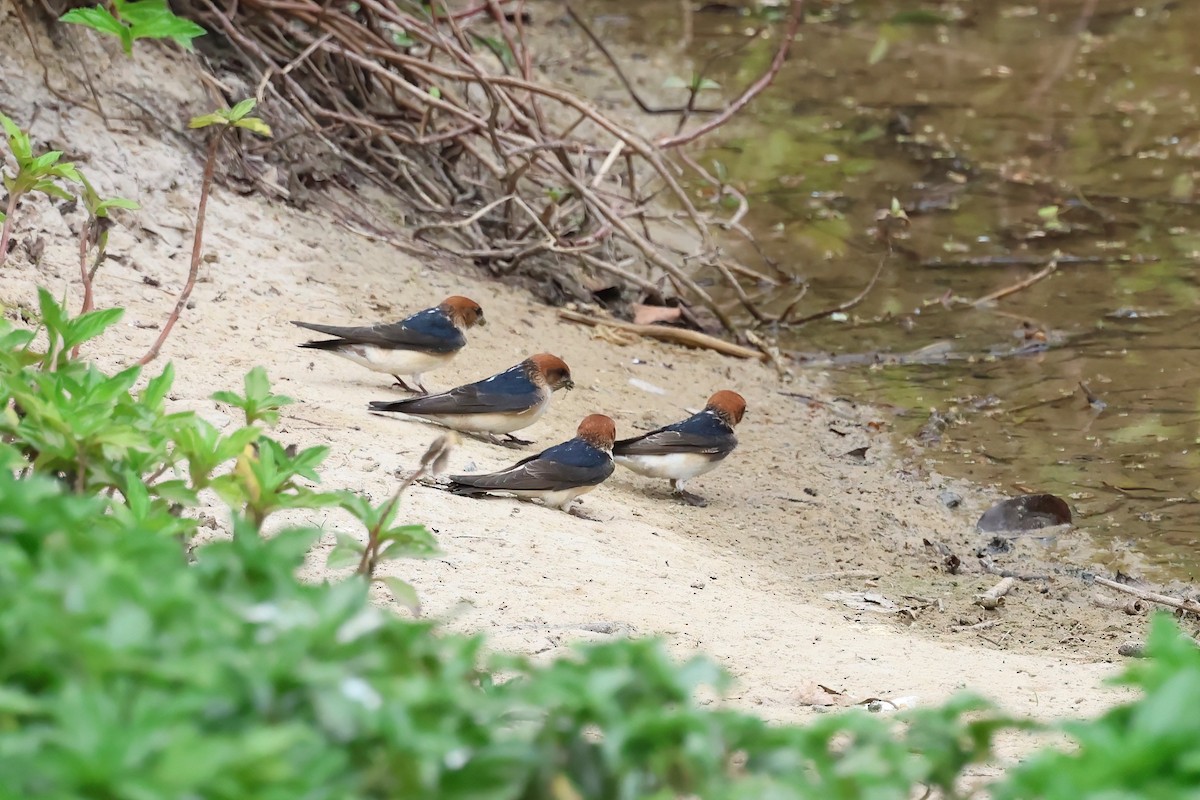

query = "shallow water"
[586, 0, 1200, 578]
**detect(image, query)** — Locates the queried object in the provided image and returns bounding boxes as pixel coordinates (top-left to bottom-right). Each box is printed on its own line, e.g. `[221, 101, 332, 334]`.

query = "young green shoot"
[0, 113, 83, 267]
[326, 434, 451, 615]
[75, 172, 138, 339]
[138, 99, 271, 365]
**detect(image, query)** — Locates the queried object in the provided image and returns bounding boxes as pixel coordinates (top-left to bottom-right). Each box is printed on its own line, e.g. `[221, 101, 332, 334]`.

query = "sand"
[0, 6, 1144, 763]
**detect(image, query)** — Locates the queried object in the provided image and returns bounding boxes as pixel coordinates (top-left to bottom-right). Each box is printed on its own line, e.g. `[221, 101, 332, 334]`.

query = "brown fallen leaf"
[794, 681, 853, 708]
[632, 304, 683, 326]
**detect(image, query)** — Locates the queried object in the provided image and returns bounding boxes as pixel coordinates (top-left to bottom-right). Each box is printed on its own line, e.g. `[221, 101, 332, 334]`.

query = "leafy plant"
[995, 614, 1200, 799]
[139, 99, 272, 365]
[326, 434, 450, 614]
[60, 0, 206, 55]
[2, 292, 339, 537]
[9, 294, 1200, 796]
[212, 366, 293, 426]
[0, 113, 82, 267]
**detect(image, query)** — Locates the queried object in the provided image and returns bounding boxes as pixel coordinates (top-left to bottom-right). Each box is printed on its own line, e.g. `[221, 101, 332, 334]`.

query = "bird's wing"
[386, 368, 538, 415]
[614, 413, 736, 456]
[293, 309, 464, 353]
[613, 429, 735, 456]
[453, 441, 612, 491]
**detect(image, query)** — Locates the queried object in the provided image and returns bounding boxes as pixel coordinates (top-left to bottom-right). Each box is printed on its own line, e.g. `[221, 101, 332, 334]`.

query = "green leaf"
[141, 363, 175, 409]
[379, 577, 421, 615]
[233, 117, 272, 138]
[64, 307, 124, 350]
[326, 533, 364, 570]
[868, 35, 890, 66]
[36, 287, 68, 348]
[151, 479, 198, 505]
[0, 686, 41, 715]
[27, 151, 64, 173]
[0, 113, 32, 161]
[94, 196, 140, 216]
[661, 75, 689, 90]
[189, 113, 226, 129]
[31, 181, 75, 202]
[228, 98, 257, 121]
[696, 77, 721, 91]
[60, 6, 128, 38]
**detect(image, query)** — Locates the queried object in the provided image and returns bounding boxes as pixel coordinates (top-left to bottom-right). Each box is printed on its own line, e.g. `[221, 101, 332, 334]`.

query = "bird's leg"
[391, 375, 419, 393]
[412, 374, 430, 395]
[670, 479, 709, 508]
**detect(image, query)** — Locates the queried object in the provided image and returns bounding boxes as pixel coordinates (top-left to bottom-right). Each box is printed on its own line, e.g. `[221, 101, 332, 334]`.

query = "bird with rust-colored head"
[613, 390, 746, 507]
[293, 295, 484, 393]
[367, 353, 573, 446]
[447, 413, 616, 514]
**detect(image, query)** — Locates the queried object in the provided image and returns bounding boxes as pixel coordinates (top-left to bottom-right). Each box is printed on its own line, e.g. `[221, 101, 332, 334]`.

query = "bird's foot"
[503, 433, 535, 446]
[673, 489, 709, 508]
[567, 504, 601, 521]
[480, 434, 526, 449]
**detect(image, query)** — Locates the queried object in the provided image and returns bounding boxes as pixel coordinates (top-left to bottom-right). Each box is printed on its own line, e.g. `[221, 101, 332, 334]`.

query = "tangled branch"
[179, 0, 802, 333]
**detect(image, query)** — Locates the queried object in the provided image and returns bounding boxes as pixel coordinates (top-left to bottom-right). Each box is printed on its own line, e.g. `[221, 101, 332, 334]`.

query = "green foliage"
[7, 292, 1200, 798]
[60, 0, 206, 55]
[212, 366, 292, 426]
[0, 464, 1007, 799]
[0, 292, 348, 537]
[0, 112, 82, 204]
[996, 614, 1200, 799]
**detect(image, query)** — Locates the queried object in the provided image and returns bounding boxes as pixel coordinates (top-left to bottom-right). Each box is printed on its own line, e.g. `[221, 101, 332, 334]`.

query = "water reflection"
[582, 1, 1200, 577]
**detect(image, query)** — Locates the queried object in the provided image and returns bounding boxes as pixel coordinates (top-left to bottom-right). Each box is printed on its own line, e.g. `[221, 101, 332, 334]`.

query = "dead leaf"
[794, 681, 853, 708]
[632, 304, 683, 326]
[824, 591, 899, 614]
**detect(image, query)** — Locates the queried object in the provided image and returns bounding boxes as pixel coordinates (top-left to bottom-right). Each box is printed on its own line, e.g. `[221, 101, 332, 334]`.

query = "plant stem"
[78, 219, 96, 316]
[0, 191, 20, 268]
[356, 471, 422, 579]
[354, 435, 453, 578]
[71, 218, 97, 359]
[138, 130, 225, 365]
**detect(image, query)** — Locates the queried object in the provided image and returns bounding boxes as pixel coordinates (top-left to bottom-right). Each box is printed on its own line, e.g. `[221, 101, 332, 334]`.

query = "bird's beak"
[563, 379, 575, 391]
[477, 316, 487, 327]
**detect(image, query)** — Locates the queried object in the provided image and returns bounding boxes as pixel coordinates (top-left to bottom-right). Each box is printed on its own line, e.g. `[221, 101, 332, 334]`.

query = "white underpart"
[335, 345, 455, 379]
[614, 452, 722, 488]
[508, 483, 599, 510]
[409, 392, 551, 435]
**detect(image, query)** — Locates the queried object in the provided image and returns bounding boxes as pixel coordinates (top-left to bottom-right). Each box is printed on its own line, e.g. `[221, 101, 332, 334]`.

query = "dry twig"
[174, 0, 801, 334]
[559, 308, 765, 360]
[975, 576, 1015, 610]
[1093, 576, 1200, 616]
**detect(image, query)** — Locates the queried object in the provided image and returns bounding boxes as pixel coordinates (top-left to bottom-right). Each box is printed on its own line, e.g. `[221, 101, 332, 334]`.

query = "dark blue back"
[663, 409, 732, 438]
[527, 437, 609, 470]
[401, 307, 466, 352]
[469, 363, 533, 397]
